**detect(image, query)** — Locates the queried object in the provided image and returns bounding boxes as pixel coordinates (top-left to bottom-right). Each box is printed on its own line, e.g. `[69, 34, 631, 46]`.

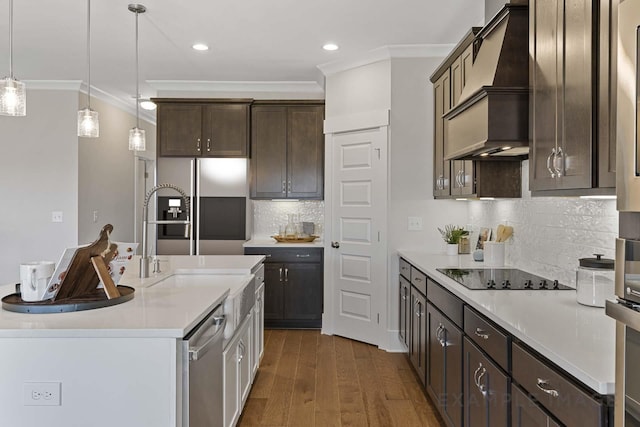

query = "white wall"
[468, 160, 618, 288]
[0, 89, 79, 284]
[78, 94, 156, 245]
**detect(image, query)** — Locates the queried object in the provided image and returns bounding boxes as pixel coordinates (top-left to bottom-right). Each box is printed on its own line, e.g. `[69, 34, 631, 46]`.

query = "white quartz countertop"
[243, 237, 325, 248]
[398, 250, 616, 395]
[0, 255, 264, 339]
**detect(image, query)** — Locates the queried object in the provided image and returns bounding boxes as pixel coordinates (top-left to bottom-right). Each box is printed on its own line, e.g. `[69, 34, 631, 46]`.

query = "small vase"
[446, 243, 459, 256]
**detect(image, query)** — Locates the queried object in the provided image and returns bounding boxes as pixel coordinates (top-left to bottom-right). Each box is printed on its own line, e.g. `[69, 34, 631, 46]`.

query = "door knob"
[331, 241, 340, 248]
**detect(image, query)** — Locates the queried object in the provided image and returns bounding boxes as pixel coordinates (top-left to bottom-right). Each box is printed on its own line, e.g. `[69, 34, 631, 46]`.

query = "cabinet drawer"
[464, 306, 509, 371]
[244, 247, 323, 263]
[399, 258, 411, 280]
[512, 343, 603, 427]
[410, 266, 427, 295]
[427, 278, 463, 328]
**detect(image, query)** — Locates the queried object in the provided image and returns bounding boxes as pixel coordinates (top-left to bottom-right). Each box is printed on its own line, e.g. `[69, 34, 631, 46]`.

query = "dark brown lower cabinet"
[427, 303, 463, 427]
[409, 285, 427, 384]
[463, 337, 509, 427]
[512, 384, 560, 427]
[245, 247, 323, 328]
[399, 276, 410, 348]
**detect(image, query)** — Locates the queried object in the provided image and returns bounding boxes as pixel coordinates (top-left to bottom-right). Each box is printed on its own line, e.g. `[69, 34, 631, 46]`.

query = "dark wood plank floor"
[238, 329, 445, 427]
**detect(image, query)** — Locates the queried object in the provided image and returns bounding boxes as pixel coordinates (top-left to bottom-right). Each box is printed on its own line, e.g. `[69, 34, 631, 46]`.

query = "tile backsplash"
[467, 161, 618, 288]
[251, 200, 324, 238]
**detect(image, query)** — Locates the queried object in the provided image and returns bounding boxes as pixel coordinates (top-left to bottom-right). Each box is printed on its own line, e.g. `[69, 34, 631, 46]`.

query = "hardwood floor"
[238, 329, 445, 427]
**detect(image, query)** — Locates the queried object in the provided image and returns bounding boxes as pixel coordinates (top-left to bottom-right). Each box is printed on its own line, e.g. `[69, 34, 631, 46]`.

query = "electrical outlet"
[93, 210, 99, 223]
[24, 382, 61, 406]
[408, 216, 423, 231]
[51, 211, 63, 223]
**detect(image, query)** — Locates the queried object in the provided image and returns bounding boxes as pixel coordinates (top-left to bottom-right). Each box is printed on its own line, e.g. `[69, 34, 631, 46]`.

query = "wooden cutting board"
[53, 224, 119, 301]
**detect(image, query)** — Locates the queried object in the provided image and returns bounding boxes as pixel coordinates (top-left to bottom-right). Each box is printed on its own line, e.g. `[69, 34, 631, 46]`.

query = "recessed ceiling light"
[192, 43, 209, 51]
[140, 100, 156, 111]
[323, 43, 339, 51]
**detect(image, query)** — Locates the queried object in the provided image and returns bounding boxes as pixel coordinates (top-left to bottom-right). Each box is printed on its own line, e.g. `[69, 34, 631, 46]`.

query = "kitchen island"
[0, 255, 264, 427]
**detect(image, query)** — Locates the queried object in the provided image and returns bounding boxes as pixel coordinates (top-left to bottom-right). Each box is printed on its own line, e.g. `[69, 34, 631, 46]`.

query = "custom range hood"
[444, 4, 529, 160]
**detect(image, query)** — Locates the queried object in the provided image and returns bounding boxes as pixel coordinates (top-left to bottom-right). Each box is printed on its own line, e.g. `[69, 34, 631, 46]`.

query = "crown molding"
[79, 83, 156, 125]
[147, 80, 324, 96]
[317, 44, 455, 76]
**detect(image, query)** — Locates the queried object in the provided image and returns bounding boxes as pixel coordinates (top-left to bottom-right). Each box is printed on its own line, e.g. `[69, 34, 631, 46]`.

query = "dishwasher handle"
[188, 315, 226, 361]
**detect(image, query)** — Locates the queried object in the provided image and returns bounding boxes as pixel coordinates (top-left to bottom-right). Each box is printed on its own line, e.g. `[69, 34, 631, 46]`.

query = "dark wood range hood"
[443, 4, 529, 160]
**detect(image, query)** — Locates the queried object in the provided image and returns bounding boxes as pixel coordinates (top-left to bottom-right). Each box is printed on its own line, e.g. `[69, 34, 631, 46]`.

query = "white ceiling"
[0, 0, 484, 111]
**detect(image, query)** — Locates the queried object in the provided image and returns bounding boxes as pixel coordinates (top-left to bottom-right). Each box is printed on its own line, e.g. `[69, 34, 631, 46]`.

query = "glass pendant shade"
[77, 108, 99, 137]
[0, 77, 26, 116]
[129, 127, 146, 151]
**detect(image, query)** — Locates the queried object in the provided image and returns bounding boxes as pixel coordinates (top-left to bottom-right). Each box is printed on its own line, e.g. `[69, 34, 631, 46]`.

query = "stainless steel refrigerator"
[155, 157, 250, 255]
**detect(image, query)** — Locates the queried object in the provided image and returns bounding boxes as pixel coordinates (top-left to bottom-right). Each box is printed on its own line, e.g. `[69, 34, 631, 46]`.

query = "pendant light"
[77, 0, 99, 137]
[128, 4, 146, 151]
[0, 0, 26, 116]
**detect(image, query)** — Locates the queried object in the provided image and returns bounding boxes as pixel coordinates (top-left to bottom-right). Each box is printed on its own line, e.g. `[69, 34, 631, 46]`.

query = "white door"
[329, 126, 387, 345]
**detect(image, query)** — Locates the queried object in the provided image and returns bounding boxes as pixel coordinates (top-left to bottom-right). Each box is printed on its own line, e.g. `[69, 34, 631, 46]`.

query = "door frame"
[322, 109, 389, 346]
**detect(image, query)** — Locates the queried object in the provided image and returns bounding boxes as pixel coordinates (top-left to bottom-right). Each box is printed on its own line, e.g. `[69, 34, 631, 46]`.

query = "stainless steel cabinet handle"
[282, 181, 286, 193]
[284, 268, 288, 282]
[206, 138, 211, 152]
[476, 366, 488, 397]
[288, 181, 292, 192]
[553, 147, 564, 177]
[414, 277, 423, 282]
[546, 148, 556, 178]
[436, 174, 444, 190]
[196, 138, 201, 152]
[536, 378, 559, 397]
[279, 267, 283, 282]
[474, 328, 490, 340]
[331, 241, 340, 249]
[238, 341, 245, 363]
[296, 254, 310, 258]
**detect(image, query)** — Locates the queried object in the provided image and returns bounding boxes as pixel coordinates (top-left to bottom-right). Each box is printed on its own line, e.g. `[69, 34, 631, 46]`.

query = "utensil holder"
[484, 242, 505, 267]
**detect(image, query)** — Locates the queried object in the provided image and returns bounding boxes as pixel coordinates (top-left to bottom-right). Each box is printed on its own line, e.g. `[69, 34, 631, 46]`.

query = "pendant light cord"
[8, 0, 13, 78]
[86, 0, 91, 108]
[135, 8, 140, 129]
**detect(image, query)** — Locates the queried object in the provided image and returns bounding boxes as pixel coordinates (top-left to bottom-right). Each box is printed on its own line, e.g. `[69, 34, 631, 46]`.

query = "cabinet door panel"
[434, 72, 451, 198]
[463, 338, 509, 427]
[512, 384, 560, 427]
[202, 104, 249, 157]
[427, 304, 444, 403]
[410, 288, 427, 384]
[283, 262, 323, 321]
[287, 106, 324, 199]
[250, 106, 288, 198]
[442, 315, 463, 427]
[399, 276, 410, 347]
[558, 0, 592, 189]
[530, 0, 561, 191]
[157, 104, 202, 157]
[224, 343, 240, 427]
[263, 263, 284, 320]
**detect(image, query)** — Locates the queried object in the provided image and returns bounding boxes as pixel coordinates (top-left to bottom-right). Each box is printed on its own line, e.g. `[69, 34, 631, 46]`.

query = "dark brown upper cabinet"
[155, 99, 251, 158]
[528, 0, 615, 195]
[250, 101, 324, 200]
[430, 27, 521, 199]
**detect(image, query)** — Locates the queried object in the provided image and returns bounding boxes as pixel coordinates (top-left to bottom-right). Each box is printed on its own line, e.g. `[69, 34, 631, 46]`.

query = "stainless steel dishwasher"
[182, 303, 226, 427]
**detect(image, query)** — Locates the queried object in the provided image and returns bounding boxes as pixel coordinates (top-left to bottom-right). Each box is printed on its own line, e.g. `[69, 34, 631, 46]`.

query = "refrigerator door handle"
[194, 158, 199, 256]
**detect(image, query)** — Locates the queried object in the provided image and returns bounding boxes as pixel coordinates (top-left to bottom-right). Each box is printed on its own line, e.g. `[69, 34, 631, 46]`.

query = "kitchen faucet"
[140, 183, 191, 278]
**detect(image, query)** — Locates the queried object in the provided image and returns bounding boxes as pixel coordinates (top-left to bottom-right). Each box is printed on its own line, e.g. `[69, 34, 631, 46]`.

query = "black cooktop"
[436, 268, 573, 290]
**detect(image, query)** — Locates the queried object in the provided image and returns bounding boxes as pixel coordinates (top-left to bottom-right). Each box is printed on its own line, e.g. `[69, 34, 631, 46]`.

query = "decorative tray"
[271, 235, 319, 243]
[2, 286, 135, 314]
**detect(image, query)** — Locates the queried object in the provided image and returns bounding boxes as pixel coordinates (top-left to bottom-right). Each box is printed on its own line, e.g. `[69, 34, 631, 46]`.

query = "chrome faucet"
[140, 183, 191, 278]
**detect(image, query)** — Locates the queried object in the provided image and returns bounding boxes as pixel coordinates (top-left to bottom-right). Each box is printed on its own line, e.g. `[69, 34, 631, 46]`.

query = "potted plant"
[438, 225, 469, 255]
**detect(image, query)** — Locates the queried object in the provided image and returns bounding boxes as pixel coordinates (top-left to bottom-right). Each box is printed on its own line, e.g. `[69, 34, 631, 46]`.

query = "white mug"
[20, 261, 55, 302]
[484, 242, 505, 267]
